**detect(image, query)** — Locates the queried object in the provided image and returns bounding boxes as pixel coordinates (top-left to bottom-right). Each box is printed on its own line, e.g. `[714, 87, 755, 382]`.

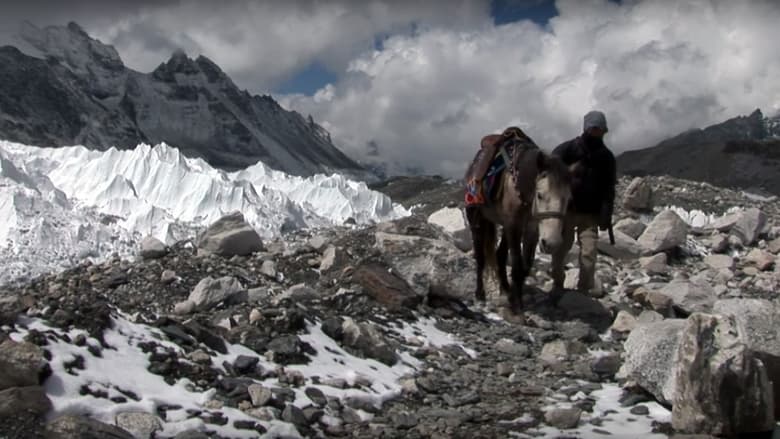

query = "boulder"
[639, 253, 668, 274]
[597, 229, 643, 260]
[614, 218, 646, 239]
[702, 234, 729, 253]
[197, 211, 263, 257]
[703, 254, 734, 271]
[744, 249, 775, 271]
[351, 262, 421, 310]
[767, 237, 780, 254]
[556, 291, 611, 322]
[732, 208, 767, 246]
[375, 232, 476, 302]
[710, 212, 740, 233]
[427, 207, 472, 252]
[341, 317, 398, 366]
[622, 177, 653, 211]
[138, 236, 167, 260]
[115, 412, 162, 439]
[0, 340, 49, 390]
[544, 406, 582, 429]
[617, 319, 687, 404]
[713, 299, 780, 419]
[46, 415, 135, 439]
[186, 276, 245, 311]
[0, 385, 51, 418]
[659, 280, 716, 315]
[610, 310, 637, 333]
[638, 210, 689, 255]
[540, 340, 587, 366]
[672, 313, 774, 435]
[319, 245, 347, 272]
[259, 260, 277, 279]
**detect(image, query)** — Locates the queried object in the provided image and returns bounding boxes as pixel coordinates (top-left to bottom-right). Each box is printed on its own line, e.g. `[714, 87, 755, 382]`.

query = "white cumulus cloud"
[281, 0, 780, 177]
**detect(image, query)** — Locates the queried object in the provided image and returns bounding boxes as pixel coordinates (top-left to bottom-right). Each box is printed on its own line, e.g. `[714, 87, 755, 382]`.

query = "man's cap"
[583, 110, 608, 133]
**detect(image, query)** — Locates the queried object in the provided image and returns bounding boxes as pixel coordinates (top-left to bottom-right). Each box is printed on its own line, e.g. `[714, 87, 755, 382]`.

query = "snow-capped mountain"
[0, 22, 365, 178]
[0, 140, 409, 287]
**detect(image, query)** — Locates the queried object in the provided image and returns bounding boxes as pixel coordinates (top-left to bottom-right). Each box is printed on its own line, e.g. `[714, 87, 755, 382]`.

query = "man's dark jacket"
[552, 134, 617, 227]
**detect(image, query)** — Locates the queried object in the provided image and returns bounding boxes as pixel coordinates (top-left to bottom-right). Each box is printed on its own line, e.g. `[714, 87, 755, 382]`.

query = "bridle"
[530, 174, 569, 221]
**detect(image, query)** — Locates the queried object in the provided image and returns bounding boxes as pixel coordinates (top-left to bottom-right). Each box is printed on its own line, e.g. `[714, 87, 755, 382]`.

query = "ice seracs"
[0, 140, 409, 286]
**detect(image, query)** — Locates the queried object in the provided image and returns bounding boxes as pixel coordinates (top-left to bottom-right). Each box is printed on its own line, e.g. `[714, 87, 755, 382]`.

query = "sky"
[1, 0, 780, 177]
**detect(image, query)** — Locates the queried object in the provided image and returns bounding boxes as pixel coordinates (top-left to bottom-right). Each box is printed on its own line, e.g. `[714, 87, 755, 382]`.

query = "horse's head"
[533, 153, 574, 254]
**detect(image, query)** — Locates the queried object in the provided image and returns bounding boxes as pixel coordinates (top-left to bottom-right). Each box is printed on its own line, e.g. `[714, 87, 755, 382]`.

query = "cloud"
[281, 0, 780, 177]
[0, 0, 493, 91]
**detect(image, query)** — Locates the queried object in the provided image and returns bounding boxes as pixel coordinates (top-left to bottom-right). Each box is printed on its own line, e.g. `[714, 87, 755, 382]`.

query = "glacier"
[0, 140, 409, 287]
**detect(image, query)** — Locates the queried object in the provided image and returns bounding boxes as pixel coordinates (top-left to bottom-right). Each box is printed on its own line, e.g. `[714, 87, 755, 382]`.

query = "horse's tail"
[475, 213, 498, 278]
[483, 220, 498, 277]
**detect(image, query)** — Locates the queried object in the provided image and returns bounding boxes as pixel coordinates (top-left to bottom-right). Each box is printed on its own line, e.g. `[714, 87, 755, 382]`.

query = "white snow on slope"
[0, 140, 409, 286]
[7, 311, 468, 438]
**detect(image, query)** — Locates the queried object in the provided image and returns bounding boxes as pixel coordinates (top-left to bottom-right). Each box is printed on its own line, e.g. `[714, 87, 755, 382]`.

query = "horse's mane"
[541, 154, 573, 192]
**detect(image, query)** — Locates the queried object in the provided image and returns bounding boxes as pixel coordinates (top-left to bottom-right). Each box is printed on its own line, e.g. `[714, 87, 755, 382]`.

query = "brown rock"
[352, 263, 421, 310]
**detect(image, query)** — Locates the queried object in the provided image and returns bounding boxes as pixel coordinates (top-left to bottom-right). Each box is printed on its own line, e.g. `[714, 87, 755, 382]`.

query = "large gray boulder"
[614, 218, 646, 239]
[375, 232, 476, 301]
[0, 385, 52, 418]
[183, 276, 245, 312]
[197, 211, 263, 257]
[672, 313, 774, 435]
[46, 414, 135, 439]
[659, 280, 717, 315]
[617, 319, 687, 404]
[138, 236, 168, 260]
[622, 177, 653, 211]
[427, 207, 472, 252]
[638, 210, 689, 255]
[713, 299, 780, 419]
[732, 208, 767, 245]
[115, 412, 163, 439]
[0, 340, 49, 390]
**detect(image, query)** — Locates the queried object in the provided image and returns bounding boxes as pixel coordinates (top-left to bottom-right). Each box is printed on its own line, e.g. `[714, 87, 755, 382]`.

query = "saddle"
[465, 127, 536, 206]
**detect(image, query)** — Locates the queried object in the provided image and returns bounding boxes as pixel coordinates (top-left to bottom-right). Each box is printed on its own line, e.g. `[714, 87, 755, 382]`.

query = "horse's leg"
[496, 231, 510, 293]
[522, 220, 539, 278]
[505, 226, 527, 312]
[466, 207, 487, 302]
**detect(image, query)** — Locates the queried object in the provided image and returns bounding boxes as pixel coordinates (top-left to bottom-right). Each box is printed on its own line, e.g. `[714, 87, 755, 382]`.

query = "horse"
[464, 128, 574, 312]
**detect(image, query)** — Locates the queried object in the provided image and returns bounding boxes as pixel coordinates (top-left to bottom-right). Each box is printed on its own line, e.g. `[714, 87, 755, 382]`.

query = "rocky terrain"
[617, 109, 780, 196]
[0, 22, 364, 177]
[1, 173, 780, 438]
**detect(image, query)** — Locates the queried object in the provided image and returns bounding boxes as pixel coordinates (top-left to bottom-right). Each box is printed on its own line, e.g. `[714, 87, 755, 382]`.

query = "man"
[550, 110, 617, 293]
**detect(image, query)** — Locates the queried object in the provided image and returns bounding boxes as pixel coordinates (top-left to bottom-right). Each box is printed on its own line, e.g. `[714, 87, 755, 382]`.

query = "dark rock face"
[0, 22, 364, 177]
[618, 109, 780, 196]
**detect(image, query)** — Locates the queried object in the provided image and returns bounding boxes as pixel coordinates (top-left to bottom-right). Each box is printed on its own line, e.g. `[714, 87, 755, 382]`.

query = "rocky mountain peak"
[0, 22, 365, 177]
[19, 20, 124, 73]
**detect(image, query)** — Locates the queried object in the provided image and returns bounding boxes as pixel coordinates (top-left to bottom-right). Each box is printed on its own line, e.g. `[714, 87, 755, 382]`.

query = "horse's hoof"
[499, 307, 525, 324]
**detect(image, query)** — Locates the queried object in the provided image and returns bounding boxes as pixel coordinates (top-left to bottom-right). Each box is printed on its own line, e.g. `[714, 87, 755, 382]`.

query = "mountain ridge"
[0, 21, 364, 178]
[617, 109, 780, 196]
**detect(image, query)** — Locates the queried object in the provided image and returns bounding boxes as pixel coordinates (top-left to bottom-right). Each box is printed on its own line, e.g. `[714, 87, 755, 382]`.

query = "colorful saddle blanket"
[464, 152, 508, 206]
